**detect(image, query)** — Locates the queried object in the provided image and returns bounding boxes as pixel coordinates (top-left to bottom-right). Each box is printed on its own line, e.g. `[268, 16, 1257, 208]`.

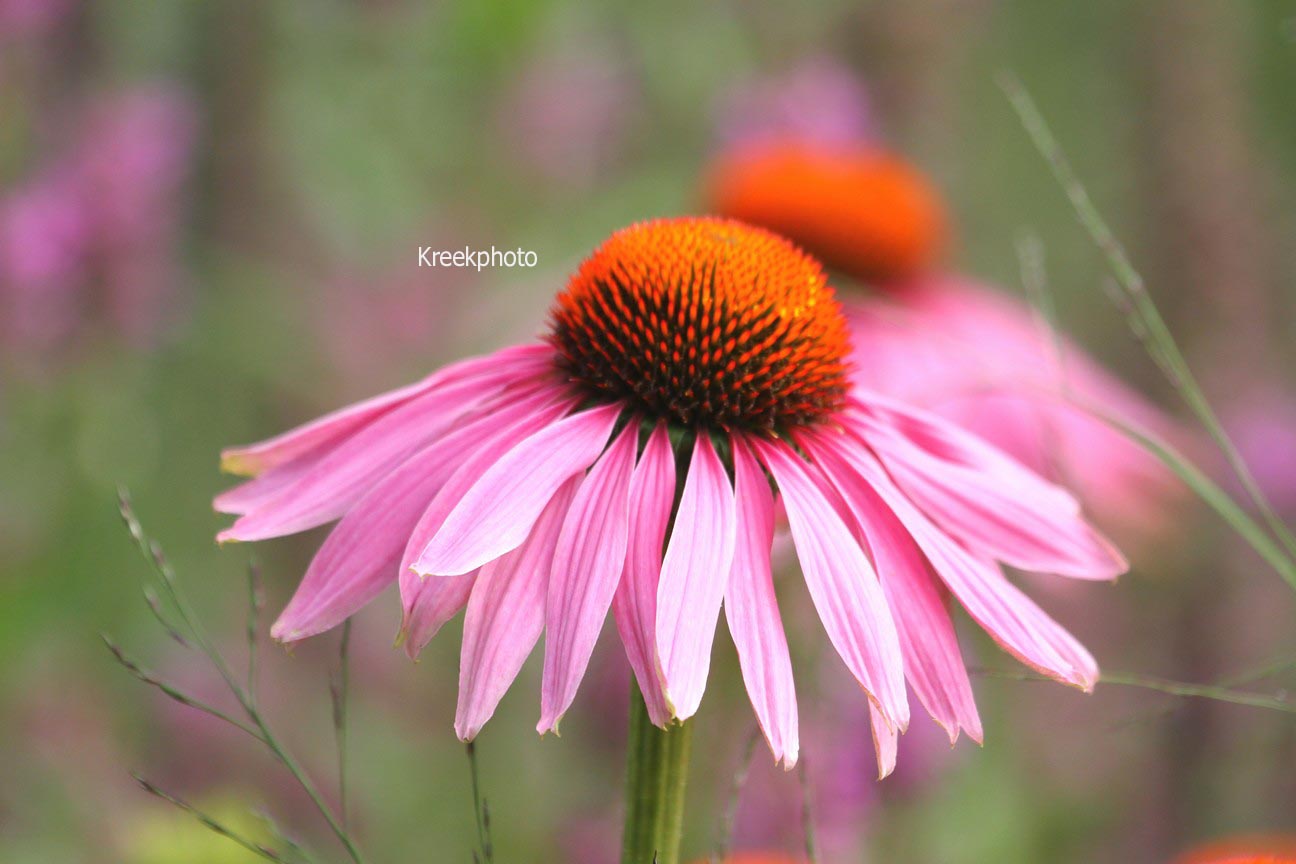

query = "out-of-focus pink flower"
[75, 85, 197, 342]
[1223, 386, 1296, 513]
[715, 58, 875, 151]
[0, 84, 195, 357]
[497, 48, 635, 188]
[847, 278, 1182, 537]
[0, 0, 69, 39]
[216, 217, 1123, 773]
[560, 811, 622, 864]
[0, 171, 87, 347]
[733, 666, 964, 859]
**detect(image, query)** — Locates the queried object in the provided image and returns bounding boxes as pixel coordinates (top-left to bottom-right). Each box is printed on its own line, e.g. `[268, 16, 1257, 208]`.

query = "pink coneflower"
[217, 217, 1123, 771]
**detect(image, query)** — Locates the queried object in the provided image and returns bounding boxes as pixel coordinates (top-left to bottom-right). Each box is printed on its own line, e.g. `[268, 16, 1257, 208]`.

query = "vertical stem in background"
[333, 618, 352, 832]
[622, 687, 693, 864]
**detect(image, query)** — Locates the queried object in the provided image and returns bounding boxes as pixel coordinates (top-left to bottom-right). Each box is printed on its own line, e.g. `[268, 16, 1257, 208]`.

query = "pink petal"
[655, 435, 737, 721]
[401, 572, 477, 659]
[398, 389, 580, 658]
[808, 433, 981, 744]
[538, 424, 639, 733]
[411, 403, 622, 577]
[220, 344, 552, 476]
[818, 424, 1097, 690]
[724, 435, 799, 767]
[270, 387, 573, 644]
[214, 455, 314, 515]
[752, 438, 908, 732]
[611, 422, 675, 727]
[456, 478, 579, 741]
[870, 702, 898, 780]
[218, 370, 557, 542]
[849, 395, 1126, 579]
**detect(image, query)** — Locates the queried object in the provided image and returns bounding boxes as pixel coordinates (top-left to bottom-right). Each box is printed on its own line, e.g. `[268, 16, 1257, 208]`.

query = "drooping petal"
[218, 369, 559, 542]
[401, 572, 477, 659]
[270, 386, 574, 644]
[214, 455, 314, 515]
[412, 403, 623, 577]
[849, 395, 1126, 579]
[752, 438, 908, 731]
[870, 702, 898, 780]
[398, 389, 581, 658]
[655, 435, 737, 721]
[217, 362, 552, 518]
[819, 423, 1098, 690]
[725, 435, 799, 767]
[538, 424, 639, 733]
[808, 431, 981, 744]
[612, 422, 675, 726]
[456, 478, 579, 741]
[220, 344, 553, 476]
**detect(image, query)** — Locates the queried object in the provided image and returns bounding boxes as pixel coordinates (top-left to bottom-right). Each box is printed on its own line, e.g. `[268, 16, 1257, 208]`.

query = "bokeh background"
[3, 1, 1295, 862]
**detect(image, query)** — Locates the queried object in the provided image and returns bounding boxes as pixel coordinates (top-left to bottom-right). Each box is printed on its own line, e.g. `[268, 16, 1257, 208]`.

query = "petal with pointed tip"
[753, 438, 908, 731]
[456, 478, 579, 740]
[538, 424, 638, 733]
[725, 435, 799, 767]
[612, 422, 675, 726]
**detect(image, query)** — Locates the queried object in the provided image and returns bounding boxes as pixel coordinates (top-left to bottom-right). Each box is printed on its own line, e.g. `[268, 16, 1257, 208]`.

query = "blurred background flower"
[0, 84, 196, 366]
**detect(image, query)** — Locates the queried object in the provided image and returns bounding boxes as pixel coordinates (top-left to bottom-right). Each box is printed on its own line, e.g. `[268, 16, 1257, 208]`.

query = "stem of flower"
[621, 687, 693, 864]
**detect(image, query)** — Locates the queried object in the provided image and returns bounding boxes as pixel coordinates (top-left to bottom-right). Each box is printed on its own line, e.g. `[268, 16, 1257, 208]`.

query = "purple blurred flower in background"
[1223, 384, 1296, 514]
[0, 170, 88, 349]
[497, 46, 636, 189]
[731, 667, 964, 861]
[0, 84, 196, 361]
[0, 0, 69, 40]
[74, 85, 197, 343]
[714, 58, 875, 152]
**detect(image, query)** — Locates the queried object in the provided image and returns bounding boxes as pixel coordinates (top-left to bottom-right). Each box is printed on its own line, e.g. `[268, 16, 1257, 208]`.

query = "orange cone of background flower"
[705, 141, 946, 284]
[705, 137, 1181, 536]
[1173, 835, 1296, 864]
[217, 217, 1124, 775]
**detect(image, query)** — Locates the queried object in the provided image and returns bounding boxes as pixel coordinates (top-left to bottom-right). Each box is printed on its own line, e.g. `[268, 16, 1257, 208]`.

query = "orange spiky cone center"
[549, 216, 850, 433]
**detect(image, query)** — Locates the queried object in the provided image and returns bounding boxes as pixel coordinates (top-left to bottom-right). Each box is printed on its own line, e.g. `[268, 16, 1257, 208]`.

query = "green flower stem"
[622, 687, 693, 864]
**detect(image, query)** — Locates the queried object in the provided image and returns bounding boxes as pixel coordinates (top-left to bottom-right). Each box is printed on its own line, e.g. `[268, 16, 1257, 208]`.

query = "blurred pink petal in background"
[1222, 385, 1296, 514]
[847, 277, 1184, 538]
[714, 58, 876, 151]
